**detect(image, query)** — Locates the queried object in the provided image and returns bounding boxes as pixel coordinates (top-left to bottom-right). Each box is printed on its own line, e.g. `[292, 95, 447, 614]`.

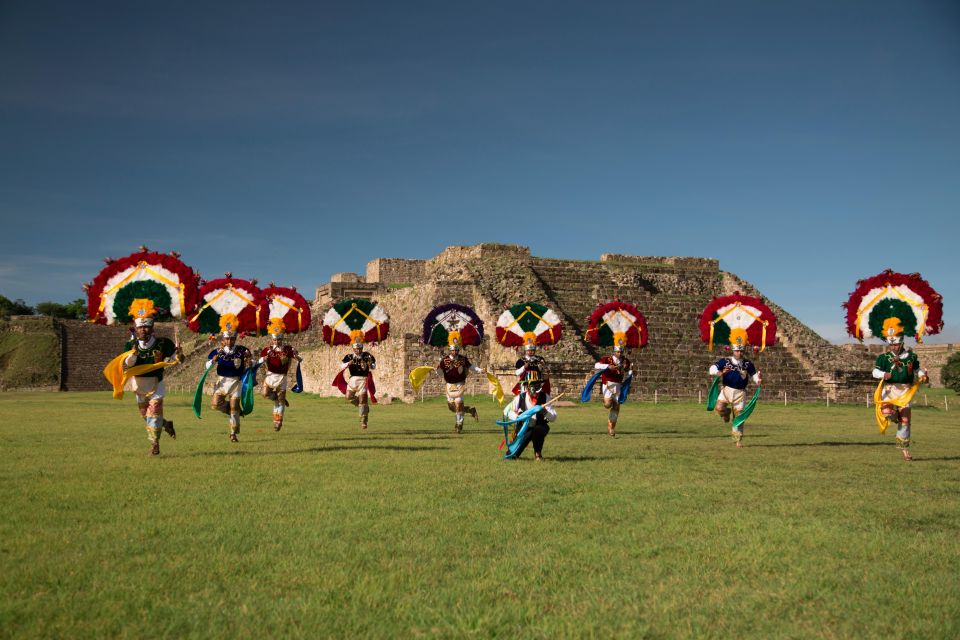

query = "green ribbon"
[733, 386, 761, 430]
[192, 364, 214, 418]
[706, 377, 720, 412]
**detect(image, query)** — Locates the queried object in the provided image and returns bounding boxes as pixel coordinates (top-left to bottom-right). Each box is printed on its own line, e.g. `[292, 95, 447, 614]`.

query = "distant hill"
[0, 317, 60, 390]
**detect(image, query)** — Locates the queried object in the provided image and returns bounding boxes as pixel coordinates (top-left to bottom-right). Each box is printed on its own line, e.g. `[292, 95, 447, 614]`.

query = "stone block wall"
[366, 259, 427, 285]
[59, 320, 181, 391]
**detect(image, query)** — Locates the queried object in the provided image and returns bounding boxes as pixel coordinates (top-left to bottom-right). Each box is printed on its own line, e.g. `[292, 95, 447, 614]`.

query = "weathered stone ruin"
[302, 244, 878, 403]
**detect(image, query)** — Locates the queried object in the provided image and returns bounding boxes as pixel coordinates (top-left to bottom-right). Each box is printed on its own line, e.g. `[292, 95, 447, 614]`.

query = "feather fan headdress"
[843, 269, 943, 343]
[322, 298, 390, 346]
[422, 303, 483, 348]
[262, 284, 312, 337]
[699, 293, 778, 352]
[495, 302, 563, 348]
[584, 301, 648, 350]
[187, 274, 266, 336]
[85, 246, 199, 325]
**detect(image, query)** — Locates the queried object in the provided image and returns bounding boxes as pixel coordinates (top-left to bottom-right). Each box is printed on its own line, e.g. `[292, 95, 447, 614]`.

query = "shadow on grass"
[182, 444, 451, 457]
[912, 456, 960, 462]
[749, 441, 889, 448]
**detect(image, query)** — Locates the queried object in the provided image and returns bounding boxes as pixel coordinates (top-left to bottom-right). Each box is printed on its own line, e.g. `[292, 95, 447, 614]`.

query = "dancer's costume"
[844, 270, 942, 456]
[495, 302, 563, 396]
[258, 285, 311, 432]
[581, 301, 648, 437]
[700, 292, 778, 446]
[409, 303, 503, 432]
[500, 370, 556, 460]
[323, 298, 389, 429]
[188, 274, 265, 442]
[94, 247, 196, 456]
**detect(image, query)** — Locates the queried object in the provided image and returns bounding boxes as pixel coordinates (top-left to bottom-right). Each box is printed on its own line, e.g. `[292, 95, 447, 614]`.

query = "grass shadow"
[182, 444, 451, 457]
[749, 441, 890, 448]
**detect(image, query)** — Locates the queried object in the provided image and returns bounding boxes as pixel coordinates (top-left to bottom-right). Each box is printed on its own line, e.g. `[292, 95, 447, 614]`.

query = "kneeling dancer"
[505, 370, 556, 461]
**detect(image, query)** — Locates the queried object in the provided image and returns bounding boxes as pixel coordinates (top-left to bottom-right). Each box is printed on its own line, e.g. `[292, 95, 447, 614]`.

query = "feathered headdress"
[129, 298, 158, 327]
[85, 246, 199, 325]
[262, 284, 312, 337]
[584, 301, 648, 350]
[843, 269, 943, 343]
[187, 273, 267, 336]
[322, 298, 390, 346]
[422, 303, 484, 349]
[699, 293, 778, 352]
[495, 302, 563, 348]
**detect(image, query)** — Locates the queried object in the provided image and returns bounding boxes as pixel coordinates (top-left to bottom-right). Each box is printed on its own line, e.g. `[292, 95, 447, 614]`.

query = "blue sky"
[1, 1, 957, 343]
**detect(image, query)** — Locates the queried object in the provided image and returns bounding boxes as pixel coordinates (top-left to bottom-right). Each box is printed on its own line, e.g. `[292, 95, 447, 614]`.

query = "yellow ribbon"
[872, 379, 920, 434]
[103, 350, 180, 400]
[486, 372, 505, 407]
[409, 366, 435, 393]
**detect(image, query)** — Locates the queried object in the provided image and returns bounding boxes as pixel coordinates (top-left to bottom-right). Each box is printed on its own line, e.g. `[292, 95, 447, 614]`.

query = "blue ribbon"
[291, 361, 304, 393]
[580, 370, 603, 402]
[497, 404, 542, 460]
[618, 373, 633, 404]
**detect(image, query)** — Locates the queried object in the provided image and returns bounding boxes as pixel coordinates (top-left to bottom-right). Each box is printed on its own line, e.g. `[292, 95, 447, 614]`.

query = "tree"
[941, 351, 960, 394]
[35, 299, 86, 320]
[0, 294, 35, 318]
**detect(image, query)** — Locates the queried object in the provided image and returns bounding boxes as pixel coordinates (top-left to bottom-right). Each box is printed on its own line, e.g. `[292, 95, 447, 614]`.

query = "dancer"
[844, 269, 942, 461]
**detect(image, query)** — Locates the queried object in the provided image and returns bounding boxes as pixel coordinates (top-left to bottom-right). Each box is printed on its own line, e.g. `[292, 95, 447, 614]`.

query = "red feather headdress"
[322, 298, 390, 346]
[84, 246, 199, 325]
[495, 302, 563, 348]
[262, 284, 312, 336]
[699, 293, 777, 352]
[843, 269, 943, 342]
[187, 274, 267, 335]
[584, 301, 648, 349]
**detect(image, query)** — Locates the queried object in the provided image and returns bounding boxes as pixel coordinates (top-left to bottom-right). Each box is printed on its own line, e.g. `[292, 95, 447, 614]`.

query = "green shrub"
[941, 351, 960, 393]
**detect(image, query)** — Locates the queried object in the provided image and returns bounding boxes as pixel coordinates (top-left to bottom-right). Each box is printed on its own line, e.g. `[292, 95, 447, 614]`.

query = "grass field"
[1, 390, 958, 639]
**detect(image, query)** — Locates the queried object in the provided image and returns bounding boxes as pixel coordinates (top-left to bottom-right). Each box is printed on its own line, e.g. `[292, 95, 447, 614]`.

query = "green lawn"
[1, 391, 958, 639]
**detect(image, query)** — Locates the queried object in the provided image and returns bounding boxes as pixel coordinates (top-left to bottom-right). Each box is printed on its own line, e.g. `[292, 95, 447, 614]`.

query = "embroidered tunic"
[124, 337, 177, 380]
[438, 354, 477, 384]
[597, 355, 631, 384]
[208, 346, 251, 377]
[873, 350, 921, 385]
[260, 344, 296, 375]
[710, 357, 758, 390]
[343, 352, 376, 377]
